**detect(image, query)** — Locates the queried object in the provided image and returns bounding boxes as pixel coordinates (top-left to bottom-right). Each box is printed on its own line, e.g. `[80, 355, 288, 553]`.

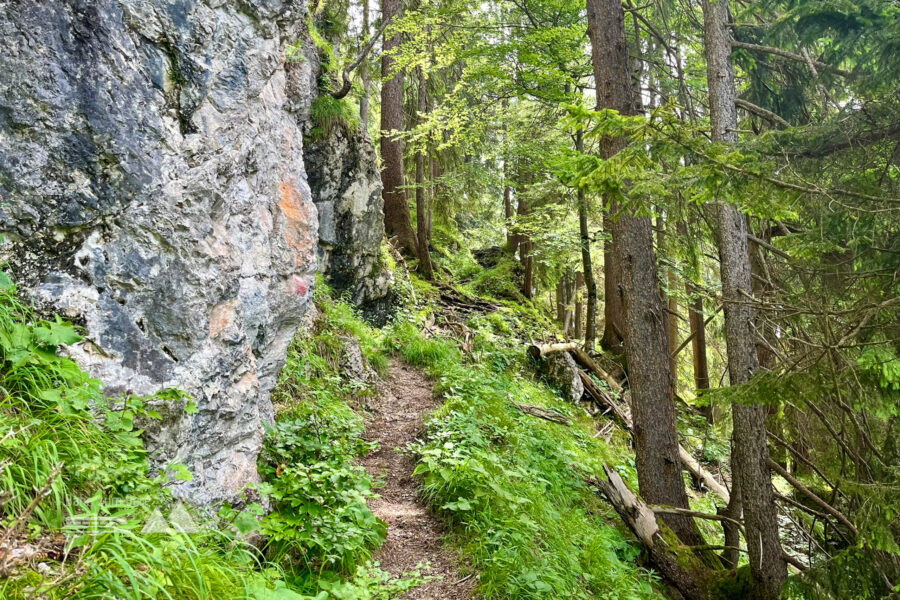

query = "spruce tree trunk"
[601, 214, 624, 351]
[587, 0, 702, 547]
[702, 0, 787, 595]
[380, 0, 418, 257]
[556, 280, 566, 326]
[415, 67, 433, 279]
[576, 131, 598, 350]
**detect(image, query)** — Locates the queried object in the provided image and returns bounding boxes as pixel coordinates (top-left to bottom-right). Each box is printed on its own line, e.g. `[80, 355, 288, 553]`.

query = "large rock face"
[306, 127, 393, 321]
[0, 0, 320, 504]
[299, 22, 392, 322]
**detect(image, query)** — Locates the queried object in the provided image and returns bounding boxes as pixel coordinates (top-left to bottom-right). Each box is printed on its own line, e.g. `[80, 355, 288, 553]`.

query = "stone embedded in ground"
[540, 352, 585, 404]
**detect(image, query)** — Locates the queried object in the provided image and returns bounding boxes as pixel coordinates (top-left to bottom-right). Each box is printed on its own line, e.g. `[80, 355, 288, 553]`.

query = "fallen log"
[527, 341, 580, 361]
[679, 447, 731, 504]
[576, 355, 730, 503]
[579, 371, 631, 428]
[527, 344, 730, 503]
[589, 465, 720, 600]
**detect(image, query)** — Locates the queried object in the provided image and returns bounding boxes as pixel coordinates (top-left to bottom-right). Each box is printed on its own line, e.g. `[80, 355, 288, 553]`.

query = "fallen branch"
[678, 447, 731, 504]
[513, 402, 573, 426]
[589, 466, 719, 600]
[569, 348, 731, 503]
[580, 371, 632, 428]
[0, 463, 63, 576]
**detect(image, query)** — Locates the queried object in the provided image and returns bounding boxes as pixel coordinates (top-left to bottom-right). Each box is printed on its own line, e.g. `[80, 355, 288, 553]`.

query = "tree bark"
[518, 196, 534, 300]
[504, 183, 516, 252]
[587, 0, 703, 547]
[575, 272, 584, 340]
[601, 214, 624, 351]
[415, 67, 433, 279]
[576, 131, 598, 350]
[380, 0, 418, 257]
[556, 279, 566, 326]
[702, 0, 787, 595]
[679, 219, 712, 421]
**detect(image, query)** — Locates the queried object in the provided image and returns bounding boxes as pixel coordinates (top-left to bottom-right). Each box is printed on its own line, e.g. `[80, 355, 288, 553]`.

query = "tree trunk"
[415, 67, 433, 279]
[601, 214, 624, 352]
[576, 130, 598, 350]
[504, 183, 516, 252]
[556, 279, 566, 326]
[575, 272, 584, 340]
[359, 0, 370, 132]
[564, 272, 575, 336]
[678, 221, 712, 420]
[702, 0, 787, 595]
[518, 196, 534, 300]
[380, 0, 418, 257]
[658, 215, 681, 391]
[587, 0, 703, 547]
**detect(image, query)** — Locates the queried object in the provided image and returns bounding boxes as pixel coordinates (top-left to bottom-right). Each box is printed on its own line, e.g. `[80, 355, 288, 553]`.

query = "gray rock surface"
[541, 352, 585, 404]
[306, 128, 393, 320]
[299, 12, 393, 322]
[0, 0, 319, 504]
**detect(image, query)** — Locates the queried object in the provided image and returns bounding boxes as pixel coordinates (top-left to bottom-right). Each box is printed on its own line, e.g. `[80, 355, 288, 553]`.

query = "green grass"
[0, 272, 312, 599]
[383, 320, 658, 599]
[308, 95, 360, 142]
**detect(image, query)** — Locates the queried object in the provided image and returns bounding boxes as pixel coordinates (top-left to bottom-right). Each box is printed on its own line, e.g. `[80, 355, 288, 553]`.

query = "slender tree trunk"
[565, 272, 575, 336]
[380, 0, 418, 257]
[556, 280, 566, 326]
[518, 197, 534, 300]
[587, 0, 703, 547]
[657, 215, 681, 391]
[601, 215, 624, 352]
[702, 0, 787, 595]
[415, 67, 433, 279]
[359, 0, 370, 132]
[677, 218, 712, 420]
[667, 270, 680, 389]
[575, 272, 584, 340]
[504, 183, 516, 252]
[576, 131, 598, 351]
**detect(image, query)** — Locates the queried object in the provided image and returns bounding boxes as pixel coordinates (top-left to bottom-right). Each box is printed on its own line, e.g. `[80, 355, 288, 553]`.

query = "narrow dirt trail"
[360, 360, 476, 600]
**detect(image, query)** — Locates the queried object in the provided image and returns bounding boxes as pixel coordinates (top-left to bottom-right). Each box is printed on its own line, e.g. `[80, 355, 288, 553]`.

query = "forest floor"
[359, 360, 476, 600]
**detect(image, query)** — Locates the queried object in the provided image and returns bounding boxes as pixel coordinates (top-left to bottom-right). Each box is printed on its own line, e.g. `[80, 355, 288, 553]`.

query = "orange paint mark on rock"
[209, 299, 238, 339]
[278, 181, 315, 266]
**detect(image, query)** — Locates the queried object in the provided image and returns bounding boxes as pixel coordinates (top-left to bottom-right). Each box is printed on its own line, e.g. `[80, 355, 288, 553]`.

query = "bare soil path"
[360, 360, 476, 600]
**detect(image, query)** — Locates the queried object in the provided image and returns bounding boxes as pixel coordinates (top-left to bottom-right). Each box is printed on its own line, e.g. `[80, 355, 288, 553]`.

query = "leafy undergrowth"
[256, 283, 430, 598]
[382, 317, 659, 599]
[0, 273, 301, 599]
